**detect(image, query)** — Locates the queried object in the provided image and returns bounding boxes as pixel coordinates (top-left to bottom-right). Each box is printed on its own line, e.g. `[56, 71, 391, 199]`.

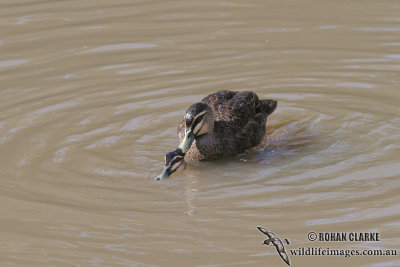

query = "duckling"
[156, 149, 185, 180]
[156, 90, 277, 180]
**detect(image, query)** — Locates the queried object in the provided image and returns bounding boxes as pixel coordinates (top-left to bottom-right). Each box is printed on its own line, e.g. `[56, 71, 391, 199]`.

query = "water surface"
[1, 0, 400, 266]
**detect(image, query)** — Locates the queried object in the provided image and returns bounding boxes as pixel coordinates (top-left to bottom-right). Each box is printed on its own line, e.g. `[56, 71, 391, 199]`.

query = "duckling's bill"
[155, 165, 172, 180]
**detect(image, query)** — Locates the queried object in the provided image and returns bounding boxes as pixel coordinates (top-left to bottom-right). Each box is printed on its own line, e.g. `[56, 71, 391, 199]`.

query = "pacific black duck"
[156, 90, 277, 180]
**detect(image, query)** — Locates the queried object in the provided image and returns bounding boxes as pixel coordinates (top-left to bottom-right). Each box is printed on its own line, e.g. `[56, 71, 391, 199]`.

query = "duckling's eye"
[171, 156, 182, 164]
[171, 156, 183, 170]
[165, 152, 178, 165]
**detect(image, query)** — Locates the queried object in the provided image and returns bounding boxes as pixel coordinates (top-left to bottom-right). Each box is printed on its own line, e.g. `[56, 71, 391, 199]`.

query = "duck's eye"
[192, 114, 205, 130]
[185, 113, 194, 128]
[185, 118, 194, 128]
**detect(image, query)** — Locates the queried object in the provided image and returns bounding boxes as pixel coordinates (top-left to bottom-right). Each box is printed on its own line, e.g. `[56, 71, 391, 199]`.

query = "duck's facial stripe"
[194, 109, 207, 119]
[186, 110, 207, 129]
[191, 111, 207, 134]
[192, 117, 204, 135]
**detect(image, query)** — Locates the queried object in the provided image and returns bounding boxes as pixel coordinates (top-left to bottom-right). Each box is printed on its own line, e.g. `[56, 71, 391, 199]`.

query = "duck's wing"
[202, 91, 277, 151]
[201, 90, 261, 127]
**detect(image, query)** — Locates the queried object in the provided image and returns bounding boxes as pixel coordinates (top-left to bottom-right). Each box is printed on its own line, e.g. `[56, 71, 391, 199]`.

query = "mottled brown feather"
[177, 90, 277, 161]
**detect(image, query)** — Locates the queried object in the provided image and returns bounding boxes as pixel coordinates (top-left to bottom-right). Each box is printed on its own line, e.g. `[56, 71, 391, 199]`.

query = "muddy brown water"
[1, 0, 400, 266]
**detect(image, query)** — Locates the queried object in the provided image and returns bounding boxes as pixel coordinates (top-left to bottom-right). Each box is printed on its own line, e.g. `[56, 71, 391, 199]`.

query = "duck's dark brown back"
[201, 90, 261, 128]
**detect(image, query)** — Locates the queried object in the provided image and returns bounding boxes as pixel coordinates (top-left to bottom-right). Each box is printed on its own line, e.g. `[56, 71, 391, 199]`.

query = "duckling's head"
[155, 149, 185, 180]
[178, 103, 214, 153]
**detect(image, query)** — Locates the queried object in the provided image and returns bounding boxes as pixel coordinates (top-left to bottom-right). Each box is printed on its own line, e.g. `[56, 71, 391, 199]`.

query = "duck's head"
[155, 149, 185, 180]
[178, 103, 214, 153]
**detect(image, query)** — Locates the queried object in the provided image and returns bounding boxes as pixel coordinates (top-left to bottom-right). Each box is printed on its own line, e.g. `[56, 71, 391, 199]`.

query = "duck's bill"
[155, 165, 172, 180]
[178, 129, 194, 153]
